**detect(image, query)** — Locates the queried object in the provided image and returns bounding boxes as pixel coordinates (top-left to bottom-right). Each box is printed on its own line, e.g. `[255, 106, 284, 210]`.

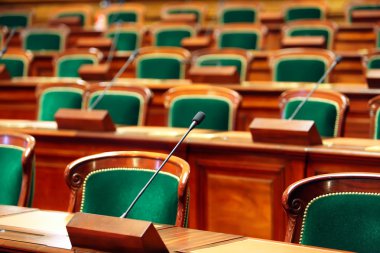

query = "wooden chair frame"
[0, 48, 33, 77]
[218, 2, 260, 24]
[51, 5, 93, 28]
[346, 0, 380, 23]
[161, 2, 208, 26]
[150, 24, 196, 47]
[0, 9, 33, 28]
[65, 150, 190, 227]
[368, 94, 380, 138]
[102, 3, 145, 27]
[20, 27, 69, 53]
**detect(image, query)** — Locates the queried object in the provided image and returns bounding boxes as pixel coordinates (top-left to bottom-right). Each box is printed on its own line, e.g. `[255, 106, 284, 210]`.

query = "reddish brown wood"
[281, 36, 326, 49]
[161, 13, 197, 24]
[181, 36, 212, 51]
[0, 65, 10, 79]
[351, 9, 380, 23]
[188, 66, 239, 84]
[78, 64, 111, 81]
[49, 16, 82, 28]
[366, 69, 380, 89]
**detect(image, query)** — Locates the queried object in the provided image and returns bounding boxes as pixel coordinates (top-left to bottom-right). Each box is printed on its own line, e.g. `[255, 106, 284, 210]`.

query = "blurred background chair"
[0, 132, 35, 207]
[368, 94, 380, 139]
[164, 85, 241, 131]
[279, 88, 349, 137]
[65, 150, 190, 227]
[151, 24, 196, 47]
[54, 48, 103, 78]
[50, 5, 93, 29]
[161, 2, 207, 26]
[0, 9, 32, 29]
[20, 27, 69, 53]
[135, 46, 190, 80]
[218, 2, 260, 24]
[271, 48, 336, 83]
[104, 24, 144, 56]
[36, 82, 86, 121]
[346, 0, 380, 24]
[83, 84, 152, 126]
[102, 3, 145, 28]
[283, 172, 380, 253]
[283, 2, 327, 23]
[0, 48, 33, 78]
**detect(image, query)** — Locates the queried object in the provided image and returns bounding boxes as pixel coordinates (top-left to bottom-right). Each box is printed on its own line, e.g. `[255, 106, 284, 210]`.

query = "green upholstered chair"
[103, 3, 145, 28]
[346, 2, 380, 23]
[282, 20, 337, 50]
[0, 48, 33, 78]
[52, 5, 93, 28]
[104, 25, 144, 56]
[0, 132, 35, 207]
[219, 2, 259, 24]
[54, 48, 103, 78]
[135, 47, 191, 80]
[279, 89, 349, 137]
[0, 9, 32, 29]
[283, 172, 380, 253]
[161, 2, 208, 26]
[164, 85, 241, 131]
[151, 24, 195, 47]
[284, 2, 326, 23]
[192, 48, 252, 82]
[21, 27, 69, 53]
[65, 150, 190, 227]
[363, 50, 380, 71]
[36, 83, 86, 121]
[368, 94, 380, 139]
[216, 24, 267, 50]
[83, 84, 152, 126]
[271, 48, 335, 83]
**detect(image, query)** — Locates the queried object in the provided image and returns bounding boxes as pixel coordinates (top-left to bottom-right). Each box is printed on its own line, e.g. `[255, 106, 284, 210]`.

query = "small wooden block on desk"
[161, 13, 197, 23]
[366, 69, 380, 89]
[282, 36, 326, 49]
[188, 66, 239, 84]
[79, 63, 111, 81]
[76, 37, 112, 50]
[181, 36, 212, 50]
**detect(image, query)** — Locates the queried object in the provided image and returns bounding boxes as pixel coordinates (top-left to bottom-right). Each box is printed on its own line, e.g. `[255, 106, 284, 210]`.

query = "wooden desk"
[0, 206, 352, 253]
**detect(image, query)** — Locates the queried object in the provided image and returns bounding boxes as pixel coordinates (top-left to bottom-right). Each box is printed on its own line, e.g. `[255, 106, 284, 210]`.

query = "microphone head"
[335, 55, 343, 64]
[192, 111, 206, 126]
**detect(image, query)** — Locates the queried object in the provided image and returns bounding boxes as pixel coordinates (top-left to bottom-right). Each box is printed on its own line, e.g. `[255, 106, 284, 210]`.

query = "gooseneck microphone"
[88, 49, 140, 110]
[120, 111, 206, 219]
[288, 55, 343, 120]
[0, 28, 16, 59]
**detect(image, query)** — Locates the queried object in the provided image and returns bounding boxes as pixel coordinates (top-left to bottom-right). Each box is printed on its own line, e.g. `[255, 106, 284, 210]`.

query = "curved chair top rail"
[35, 81, 87, 99]
[54, 48, 104, 62]
[270, 48, 336, 67]
[2, 48, 34, 61]
[282, 20, 338, 32]
[137, 46, 192, 59]
[368, 94, 380, 138]
[191, 48, 253, 62]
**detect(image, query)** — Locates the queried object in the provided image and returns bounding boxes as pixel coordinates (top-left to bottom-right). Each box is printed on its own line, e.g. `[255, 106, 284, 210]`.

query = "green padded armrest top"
[81, 168, 179, 225]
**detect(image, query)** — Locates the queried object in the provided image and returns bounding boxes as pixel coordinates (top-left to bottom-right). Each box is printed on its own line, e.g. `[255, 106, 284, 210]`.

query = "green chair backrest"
[273, 57, 328, 83]
[282, 97, 339, 137]
[154, 27, 194, 47]
[88, 91, 144, 125]
[106, 30, 140, 53]
[285, 7, 324, 23]
[300, 193, 380, 253]
[0, 13, 30, 28]
[169, 96, 233, 131]
[0, 145, 24, 205]
[196, 54, 247, 82]
[57, 12, 85, 27]
[56, 55, 97, 78]
[348, 4, 380, 23]
[23, 31, 65, 52]
[136, 54, 185, 79]
[218, 30, 261, 50]
[367, 56, 380, 69]
[81, 168, 179, 225]
[38, 87, 83, 121]
[0, 56, 28, 77]
[286, 27, 333, 50]
[377, 29, 380, 49]
[220, 8, 258, 24]
[107, 12, 137, 26]
[167, 9, 201, 23]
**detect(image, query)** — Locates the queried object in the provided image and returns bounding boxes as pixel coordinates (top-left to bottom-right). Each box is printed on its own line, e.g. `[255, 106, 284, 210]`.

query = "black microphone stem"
[288, 56, 342, 120]
[0, 28, 16, 59]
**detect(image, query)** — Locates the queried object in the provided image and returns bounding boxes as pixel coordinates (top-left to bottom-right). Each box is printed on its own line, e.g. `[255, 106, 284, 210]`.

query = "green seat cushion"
[137, 57, 183, 79]
[301, 193, 380, 253]
[57, 58, 95, 78]
[108, 12, 137, 25]
[0, 58, 26, 77]
[221, 9, 257, 24]
[0, 14, 28, 28]
[168, 9, 200, 23]
[275, 59, 326, 83]
[0, 146, 23, 205]
[57, 13, 85, 27]
[81, 169, 179, 225]
[155, 30, 192, 47]
[283, 99, 338, 137]
[38, 88, 83, 121]
[219, 32, 259, 50]
[24, 33, 62, 52]
[106, 32, 138, 52]
[289, 29, 330, 49]
[89, 92, 142, 125]
[169, 97, 232, 131]
[285, 8, 323, 22]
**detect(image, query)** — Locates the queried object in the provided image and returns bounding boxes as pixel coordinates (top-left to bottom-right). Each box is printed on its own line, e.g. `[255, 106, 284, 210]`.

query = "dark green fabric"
[0, 58, 25, 77]
[137, 58, 182, 79]
[106, 32, 138, 51]
[199, 58, 243, 80]
[24, 33, 61, 52]
[82, 169, 179, 225]
[221, 9, 257, 23]
[283, 99, 337, 137]
[301, 194, 380, 253]
[0, 15, 28, 28]
[289, 29, 330, 49]
[348, 5, 380, 23]
[170, 98, 231, 131]
[285, 8, 323, 22]
[89, 93, 141, 125]
[374, 110, 380, 139]
[368, 58, 380, 69]
[155, 30, 192, 47]
[57, 58, 95, 78]
[219, 32, 259, 50]
[27, 158, 35, 207]
[57, 13, 85, 27]
[0, 147, 23, 205]
[108, 12, 137, 25]
[275, 59, 326, 83]
[168, 9, 200, 23]
[377, 30, 380, 48]
[39, 90, 83, 121]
